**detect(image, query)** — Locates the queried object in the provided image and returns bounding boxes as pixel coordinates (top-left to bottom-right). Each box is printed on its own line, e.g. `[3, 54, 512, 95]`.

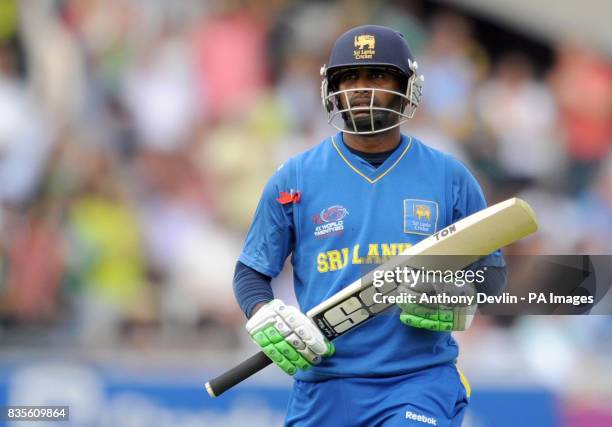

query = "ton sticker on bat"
[433, 224, 456, 241]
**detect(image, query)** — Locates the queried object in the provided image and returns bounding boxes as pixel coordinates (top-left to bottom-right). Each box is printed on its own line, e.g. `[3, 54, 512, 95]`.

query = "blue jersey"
[239, 132, 504, 381]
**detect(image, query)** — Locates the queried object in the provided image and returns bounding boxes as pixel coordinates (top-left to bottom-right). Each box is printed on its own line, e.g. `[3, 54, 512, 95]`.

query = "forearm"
[232, 261, 274, 318]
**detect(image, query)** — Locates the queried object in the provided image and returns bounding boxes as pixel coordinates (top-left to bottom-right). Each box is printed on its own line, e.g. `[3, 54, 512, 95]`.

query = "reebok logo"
[405, 410, 437, 425]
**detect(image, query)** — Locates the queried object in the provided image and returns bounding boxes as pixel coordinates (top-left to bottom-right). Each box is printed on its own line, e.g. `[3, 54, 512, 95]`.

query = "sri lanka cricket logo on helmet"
[320, 25, 424, 135]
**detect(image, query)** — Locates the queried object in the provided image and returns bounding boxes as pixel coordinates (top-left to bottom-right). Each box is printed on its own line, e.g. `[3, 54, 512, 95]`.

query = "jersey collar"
[331, 132, 413, 184]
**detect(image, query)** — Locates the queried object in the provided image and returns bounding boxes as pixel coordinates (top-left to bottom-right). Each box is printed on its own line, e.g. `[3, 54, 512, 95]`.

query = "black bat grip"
[205, 351, 272, 397]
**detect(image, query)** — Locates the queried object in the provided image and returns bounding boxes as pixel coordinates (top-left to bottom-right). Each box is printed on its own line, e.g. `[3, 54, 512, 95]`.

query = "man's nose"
[349, 78, 373, 95]
[346, 71, 372, 90]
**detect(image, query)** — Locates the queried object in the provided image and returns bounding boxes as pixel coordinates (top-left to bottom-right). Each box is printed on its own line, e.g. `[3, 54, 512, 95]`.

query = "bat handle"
[205, 351, 272, 397]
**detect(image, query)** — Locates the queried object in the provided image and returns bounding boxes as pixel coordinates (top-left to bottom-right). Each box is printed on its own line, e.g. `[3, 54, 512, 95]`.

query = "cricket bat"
[205, 197, 538, 397]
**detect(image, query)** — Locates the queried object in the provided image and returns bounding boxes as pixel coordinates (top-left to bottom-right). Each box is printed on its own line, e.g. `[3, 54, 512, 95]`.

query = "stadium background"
[0, 0, 610, 426]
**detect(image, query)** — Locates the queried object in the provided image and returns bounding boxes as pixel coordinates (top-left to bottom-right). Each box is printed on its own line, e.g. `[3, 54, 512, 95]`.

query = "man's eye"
[372, 72, 386, 80]
[340, 73, 357, 82]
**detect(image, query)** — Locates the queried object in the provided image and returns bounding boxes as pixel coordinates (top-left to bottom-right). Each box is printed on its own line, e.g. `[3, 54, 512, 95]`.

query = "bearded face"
[330, 67, 408, 136]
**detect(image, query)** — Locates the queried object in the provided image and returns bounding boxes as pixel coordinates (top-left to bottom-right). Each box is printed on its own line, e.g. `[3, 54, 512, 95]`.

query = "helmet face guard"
[320, 25, 424, 135]
[320, 61, 424, 135]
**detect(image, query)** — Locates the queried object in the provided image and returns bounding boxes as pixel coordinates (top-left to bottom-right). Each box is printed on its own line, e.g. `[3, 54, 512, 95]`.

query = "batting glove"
[397, 273, 477, 331]
[246, 299, 335, 375]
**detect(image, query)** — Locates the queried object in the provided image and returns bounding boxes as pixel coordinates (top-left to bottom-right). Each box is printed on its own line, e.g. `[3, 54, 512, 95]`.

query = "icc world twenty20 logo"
[312, 205, 348, 238]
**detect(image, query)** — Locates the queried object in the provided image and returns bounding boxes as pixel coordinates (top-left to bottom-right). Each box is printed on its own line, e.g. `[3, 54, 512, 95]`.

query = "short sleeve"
[238, 161, 296, 277]
[450, 158, 506, 268]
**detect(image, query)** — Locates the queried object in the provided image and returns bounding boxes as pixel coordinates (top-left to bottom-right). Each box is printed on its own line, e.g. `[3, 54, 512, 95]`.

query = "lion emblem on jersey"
[414, 204, 431, 221]
[404, 199, 438, 236]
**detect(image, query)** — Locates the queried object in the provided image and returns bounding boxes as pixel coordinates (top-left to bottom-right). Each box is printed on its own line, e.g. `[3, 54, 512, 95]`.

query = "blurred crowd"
[0, 0, 610, 397]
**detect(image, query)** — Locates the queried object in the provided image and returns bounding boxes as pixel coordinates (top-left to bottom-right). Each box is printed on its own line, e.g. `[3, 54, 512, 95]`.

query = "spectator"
[65, 151, 148, 344]
[2, 202, 64, 323]
[0, 44, 53, 207]
[475, 53, 563, 187]
[573, 155, 612, 253]
[122, 28, 200, 151]
[549, 40, 612, 195]
[192, 2, 270, 122]
[420, 12, 485, 141]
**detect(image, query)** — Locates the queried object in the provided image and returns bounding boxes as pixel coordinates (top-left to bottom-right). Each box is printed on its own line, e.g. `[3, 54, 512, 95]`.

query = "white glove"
[246, 299, 335, 375]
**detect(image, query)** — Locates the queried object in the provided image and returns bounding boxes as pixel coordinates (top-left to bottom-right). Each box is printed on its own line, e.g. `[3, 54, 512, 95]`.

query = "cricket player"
[233, 25, 507, 426]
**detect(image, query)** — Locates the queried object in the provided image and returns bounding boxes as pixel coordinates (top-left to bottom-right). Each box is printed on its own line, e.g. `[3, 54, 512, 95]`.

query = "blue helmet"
[320, 25, 424, 135]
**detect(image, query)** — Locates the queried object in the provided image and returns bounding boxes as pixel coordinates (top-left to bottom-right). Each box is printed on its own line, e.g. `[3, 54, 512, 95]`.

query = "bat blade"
[308, 197, 538, 339]
[205, 197, 538, 397]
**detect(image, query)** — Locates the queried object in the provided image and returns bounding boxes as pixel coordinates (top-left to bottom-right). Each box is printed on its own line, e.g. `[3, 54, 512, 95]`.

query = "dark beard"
[342, 110, 389, 134]
[341, 97, 404, 135]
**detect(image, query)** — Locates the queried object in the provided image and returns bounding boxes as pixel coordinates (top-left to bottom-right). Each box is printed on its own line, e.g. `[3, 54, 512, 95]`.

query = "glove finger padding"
[397, 272, 477, 331]
[399, 303, 475, 331]
[246, 300, 335, 375]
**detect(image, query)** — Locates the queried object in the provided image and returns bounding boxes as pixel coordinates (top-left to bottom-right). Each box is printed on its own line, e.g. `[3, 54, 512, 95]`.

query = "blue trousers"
[285, 363, 470, 427]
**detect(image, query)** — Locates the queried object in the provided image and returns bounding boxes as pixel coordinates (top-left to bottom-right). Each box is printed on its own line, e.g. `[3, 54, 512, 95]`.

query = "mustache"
[347, 96, 381, 107]
[338, 90, 380, 106]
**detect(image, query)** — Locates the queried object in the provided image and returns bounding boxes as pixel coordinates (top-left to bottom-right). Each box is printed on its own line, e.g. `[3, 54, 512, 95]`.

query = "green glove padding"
[246, 300, 335, 375]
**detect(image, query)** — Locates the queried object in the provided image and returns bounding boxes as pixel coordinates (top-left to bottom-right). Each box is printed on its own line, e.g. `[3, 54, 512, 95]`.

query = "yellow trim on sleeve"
[331, 136, 412, 184]
[457, 367, 472, 399]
